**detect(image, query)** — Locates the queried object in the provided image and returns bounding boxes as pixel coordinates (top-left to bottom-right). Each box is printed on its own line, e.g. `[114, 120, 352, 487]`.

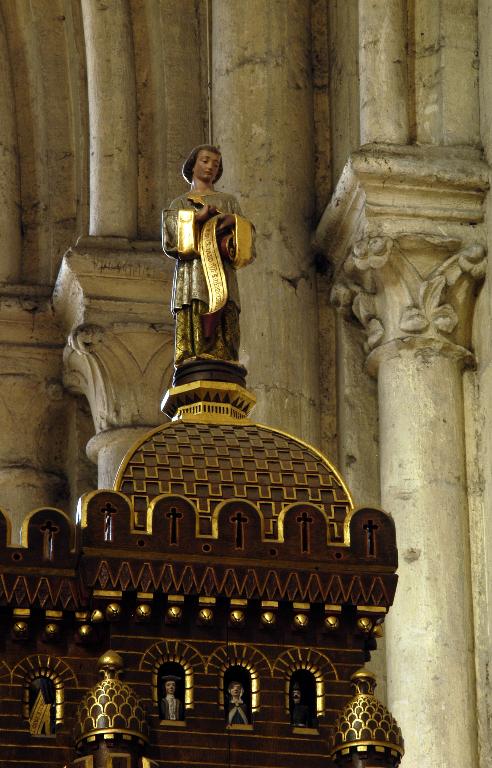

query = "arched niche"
[14, 655, 77, 736]
[223, 665, 252, 727]
[140, 639, 204, 715]
[273, 647, 337, 722]
[289, 668, 318, 729]
[207, 643, 269, 721]
[28, 676, 56, 736]
[157, 661, 186, 723]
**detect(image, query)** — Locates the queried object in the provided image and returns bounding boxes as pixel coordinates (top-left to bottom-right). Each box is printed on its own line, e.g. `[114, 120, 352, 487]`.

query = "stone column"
[211, 0, 320, 447]
[81, 0, 137, 237]
[54, 238, 174, 487]
[0, 10, 21, 282]
[412, 0, 480, 146]
[339, 234, 484, 767]
[0, 292, 67, 538]
[359, 0, 409, 144]
[314, 144, 489, 767]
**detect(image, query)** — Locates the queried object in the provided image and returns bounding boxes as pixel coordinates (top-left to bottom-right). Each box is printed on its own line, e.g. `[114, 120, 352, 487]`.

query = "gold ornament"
[261, 610, 276, 626]
[105, 603, 122, 622]
[135, 603, 152, 621]
[90, 609, 104, 624]
[293, 613, 309, 629]
[357, 616, 373, 633]
[44, 623, 60, 640]
[165, 605, 182, 624]
[98, 650, 124, 671]
[197, 607, 213, 625]
[78, 624, 93, 640]
[325, 615, 340, 630]
[229, 609, 245, 627]
[12, 620, 28, 639]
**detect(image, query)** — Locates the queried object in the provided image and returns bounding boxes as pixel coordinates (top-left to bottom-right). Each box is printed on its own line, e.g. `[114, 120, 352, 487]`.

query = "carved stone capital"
[332, 234, 486, 371]
[315, 145, 489, 373]
[54, 237, 174, 434]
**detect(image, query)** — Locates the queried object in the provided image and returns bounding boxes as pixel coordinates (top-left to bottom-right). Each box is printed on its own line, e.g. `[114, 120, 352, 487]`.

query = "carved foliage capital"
[332, 235, 486, 357]
[64, 322, 173, 432]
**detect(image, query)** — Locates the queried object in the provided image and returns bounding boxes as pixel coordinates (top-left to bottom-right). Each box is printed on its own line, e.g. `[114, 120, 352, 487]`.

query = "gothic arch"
[272, 647, 338, 718]
[140, 639, 204, 711]
[206, 643, 271, 712]
[12, 654, 77, 727]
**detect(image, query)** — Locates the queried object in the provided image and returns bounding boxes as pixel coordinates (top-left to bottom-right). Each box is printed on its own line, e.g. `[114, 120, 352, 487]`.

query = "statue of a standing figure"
[162, 145, 255, 368]
[226, 680, 249, 726]
[159, 675, 183, 721]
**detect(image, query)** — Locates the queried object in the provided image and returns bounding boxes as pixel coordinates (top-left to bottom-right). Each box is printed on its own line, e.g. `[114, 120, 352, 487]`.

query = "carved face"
[193, 149, 221, 185]
[228, 681, 243, 699]
[165, 680, 176, 695]
[292, 687, 301, 703]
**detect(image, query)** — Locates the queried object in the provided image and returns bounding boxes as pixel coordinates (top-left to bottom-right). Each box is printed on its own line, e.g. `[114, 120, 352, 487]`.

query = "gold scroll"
[199, 214, 254, 314]
[230, 214, 254, 270]
[200, 216, 229, 314]
[30, 689, 52, 735]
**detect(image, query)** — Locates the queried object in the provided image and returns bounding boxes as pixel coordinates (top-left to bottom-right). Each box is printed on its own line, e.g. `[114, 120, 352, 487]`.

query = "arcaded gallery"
[0, 1, 490, 767]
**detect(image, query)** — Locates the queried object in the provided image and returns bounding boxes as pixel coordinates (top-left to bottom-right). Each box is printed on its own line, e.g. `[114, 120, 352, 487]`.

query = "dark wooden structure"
[0, 414, 401, 767]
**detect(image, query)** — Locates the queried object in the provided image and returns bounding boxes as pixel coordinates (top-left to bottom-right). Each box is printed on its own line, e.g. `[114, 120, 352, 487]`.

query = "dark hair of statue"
[182, 144, 223, 184]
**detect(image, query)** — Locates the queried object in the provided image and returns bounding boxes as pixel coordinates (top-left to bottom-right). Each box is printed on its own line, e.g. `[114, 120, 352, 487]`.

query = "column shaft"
[212, 0, 320, 446]
[379, 347, 477, 767]
[81, 0, 137, 237]
[359, 0, 409, 144]
[0, 10, 21, 282]
[87, 427, 152, 489]
[0, 346, 67, 538]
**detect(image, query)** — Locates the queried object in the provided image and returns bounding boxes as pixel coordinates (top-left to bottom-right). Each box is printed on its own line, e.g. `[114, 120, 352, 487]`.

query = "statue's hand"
[216, 213, 235, 233]
[195, 204, 218, 224]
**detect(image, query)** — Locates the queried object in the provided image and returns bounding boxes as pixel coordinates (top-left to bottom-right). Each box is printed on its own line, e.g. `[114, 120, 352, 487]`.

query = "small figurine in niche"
[289, 670, 317, 728]
[227, 680, 249, 725]
[29, 676, 56, 735]
[290, 683, 311, 727]
[158, 664, 185, 721]
[162, 144, 255, 367]
[160, 675, 183, 721]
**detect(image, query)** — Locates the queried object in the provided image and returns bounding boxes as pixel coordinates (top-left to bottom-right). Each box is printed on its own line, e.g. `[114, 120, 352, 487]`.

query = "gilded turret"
[75, 651, 149, 751]
[331, 669, 404, 767]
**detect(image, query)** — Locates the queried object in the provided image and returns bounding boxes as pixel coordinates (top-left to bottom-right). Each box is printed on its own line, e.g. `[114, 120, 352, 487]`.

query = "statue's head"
[162, 675, 179, 695]
[292, 684, 302, 703]
[182, 144, 223, 184]
[228, 681, 243, 699]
